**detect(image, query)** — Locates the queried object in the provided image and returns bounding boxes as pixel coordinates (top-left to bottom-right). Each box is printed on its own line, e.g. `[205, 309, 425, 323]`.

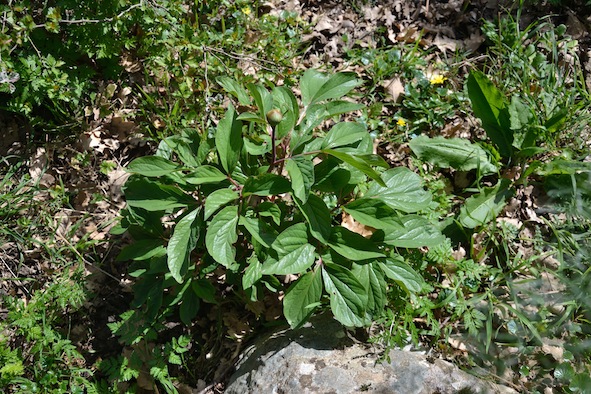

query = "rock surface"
[225, 313, 516, 394]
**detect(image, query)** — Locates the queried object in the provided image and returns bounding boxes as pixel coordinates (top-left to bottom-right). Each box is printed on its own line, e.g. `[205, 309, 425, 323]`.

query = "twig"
[30, 2, 143, 28]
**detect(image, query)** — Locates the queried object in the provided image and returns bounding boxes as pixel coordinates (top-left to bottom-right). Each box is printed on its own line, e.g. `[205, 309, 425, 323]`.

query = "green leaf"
[409, 136, 497, 174]
[301, 70, 361, 107]
[205, 206, 239, 268]
[124, 177, 194, 211]
[272, 223, 309, 257]
[116, 239, 166, 261]
[378, 257, 424, 293]
[168, 208, 200, 283]
[239, 216, 276, 248]
[284, 269, 323, 328]
[204, 189, 239, 220]
[192, 278, 218, 303]
[343, 198, 402, 229]
[262, 244, 316, 275]
[323, 149, 386, 187]
[216, 104, 243, 174]
[322, 263, 367, 327]
[248, 83, 274, 120]
[459, 180, 513, 228]
[180, 286, 200, 325]
[328, 226, 384, 260]
[127, 156, 181, 177]
[243, 173, 291, 196]
[364, 167, 431, 213]
[294, 194, 332, 243]
[273, 86, 299, 139]
[321, 122, 368, 150]
[286, 156, 314, 203]
[381, 215, 445, 248]
[467, 71, 513, 158]
[508, 95, 533, 132]
[258, 201, 282, 226]
[544, 108, 567, 134]
[162, 134, 200, 167]
[351, 262, 386, 315]
[184, 165, 227, 185]
[217, 76, 251, 105]
[243, 256, 263, 289]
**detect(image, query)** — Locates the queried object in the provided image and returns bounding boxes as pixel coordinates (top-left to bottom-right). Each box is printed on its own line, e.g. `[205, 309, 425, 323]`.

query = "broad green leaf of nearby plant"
[261, 244, 315, 275]
[271, 223, 309, 257]
[184, 165, 227, 185]
[409, 135, 497, 174]
[323, 149, 387, 187]
[243, 173, 291, 197]
[364, 167, 431, 212]
[239, 216, 276, 248]
[168, 208, 200, 283]
[285, 156, 314, 203]
[459, 180, 513, 228]
[300, 69, 361, 107]
[127, 156, 181, 177]
[381, 215, 445, 248]
[343, 198, 401, 229]
[215, 104, 243, 175]
[328, 226, 385, 261]
[217, 76, 251, 105]
[467, 71, 513, 158]
[117, 239, 166, 261]
[205, 206, 239, 268]
[242, 256, 263, 290]
[378, 257, 424, 293]
[204, 188, 239, 220]
[283, 268, 323, 329]
[321, 122, 368, 150]
[124, 177, 194, 211]
[351, 262, 387, 315]
[295, 194, 332, 243]
[322, 262, 368, 327]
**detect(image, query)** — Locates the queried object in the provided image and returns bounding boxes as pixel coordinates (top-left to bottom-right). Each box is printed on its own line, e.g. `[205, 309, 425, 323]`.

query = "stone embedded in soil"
[225, 313, 517, 394]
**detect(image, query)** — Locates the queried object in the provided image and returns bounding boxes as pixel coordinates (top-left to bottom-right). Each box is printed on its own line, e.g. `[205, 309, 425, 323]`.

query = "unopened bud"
[266, 109, 283, 127]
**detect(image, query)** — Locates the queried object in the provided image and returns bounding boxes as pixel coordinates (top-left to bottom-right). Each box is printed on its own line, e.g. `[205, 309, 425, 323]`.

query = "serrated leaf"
[381, 215, 445, 248]
[459, 180, 513, 228]
[286, 156, 314, 203]
[284, 269, 323, 328]
[364, 167, 431, 212]
[262, 244, 316, 275]
[204, 189, 239, 220]
[323, 149, 386, 187]
[217, 76, 251, 105]
[117, 239, 166, 261]
[322, 263, 367, 327]
[351, 262, 386, 315]
[127, 156, 180, 177]
[184, 165, 227, 185]
[243, 173, 291, 196]
[168, 208, 200, 283]
[378, 257, 424, 293]
[216, 105, 243, 174]
[205, 206, 239, 267]
[321, 122, 367, 150]
[294, 194, 332, 243]
[328, 226, 384, 260]
[124, 177, 194, 211]
[467, 71, 513, 158]
[409, 135, 497, 174]
[343, 198, 402, 229]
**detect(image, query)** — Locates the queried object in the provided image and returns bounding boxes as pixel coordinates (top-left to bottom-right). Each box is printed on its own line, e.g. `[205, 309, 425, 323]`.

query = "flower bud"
[266, 109, 283, 127]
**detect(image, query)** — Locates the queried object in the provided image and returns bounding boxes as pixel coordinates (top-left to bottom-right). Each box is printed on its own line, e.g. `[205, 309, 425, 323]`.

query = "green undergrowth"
[1, 1, 591, 393]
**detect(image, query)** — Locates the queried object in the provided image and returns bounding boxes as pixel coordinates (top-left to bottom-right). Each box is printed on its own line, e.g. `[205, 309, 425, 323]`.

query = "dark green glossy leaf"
[261, 244, 316, 275]
[217, 76, 251, 105]
[378, 257, 424, 293]
[328, 226, 384, 260]
[204, 188, 239, 220]
[124, 177, 194, 211]
[117, 239, 166, 261]
[364, 167, 431, 213]
[127, 156, 180, 177]
[168, 208, 200, 283]
[382, 215, 445, 248]
[286, 156, 314, 203]
[184, 165, 227, 185]
[294, 194, 332, 243]
[459, 180, 513, 228]
[323, 149, 386, 187]
[344, 198, 402, 230]
[321, 122, 367, 150]
[216, 105, 243, 174]
[243, 173, 291, 196]
[352, 262, 386, 315]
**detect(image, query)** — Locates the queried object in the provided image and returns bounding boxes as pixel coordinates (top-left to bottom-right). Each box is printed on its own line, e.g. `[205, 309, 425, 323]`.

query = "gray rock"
[225, 313, 516, 394]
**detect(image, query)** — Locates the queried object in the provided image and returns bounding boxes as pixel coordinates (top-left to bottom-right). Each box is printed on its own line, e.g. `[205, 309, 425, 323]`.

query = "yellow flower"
[429, 74, 447, 85]
[242, 6, 251, 15]
[397, 118, 407, 127]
